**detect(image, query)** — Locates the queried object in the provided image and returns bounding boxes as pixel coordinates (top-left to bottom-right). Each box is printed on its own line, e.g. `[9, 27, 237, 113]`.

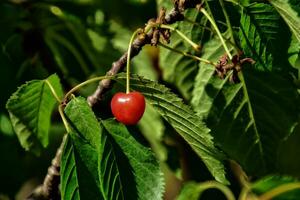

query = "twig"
[158, 42, 216, 66]
[87, 0, 201, 107]
[26, 135, 67, 200]
[27, 0, 202, 199]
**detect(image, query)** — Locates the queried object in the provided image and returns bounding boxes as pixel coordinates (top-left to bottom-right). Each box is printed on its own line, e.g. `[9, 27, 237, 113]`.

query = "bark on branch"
[87, 0, 200, 106]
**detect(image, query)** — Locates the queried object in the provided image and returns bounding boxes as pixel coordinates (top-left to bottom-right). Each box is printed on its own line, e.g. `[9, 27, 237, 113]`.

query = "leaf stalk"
[160, 24, 201, 51]
[158, 42, 217, 66]
[200, 7, 233, 59]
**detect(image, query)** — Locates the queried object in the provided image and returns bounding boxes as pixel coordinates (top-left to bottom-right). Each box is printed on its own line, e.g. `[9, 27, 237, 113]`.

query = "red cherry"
[110, 91, 146, 125]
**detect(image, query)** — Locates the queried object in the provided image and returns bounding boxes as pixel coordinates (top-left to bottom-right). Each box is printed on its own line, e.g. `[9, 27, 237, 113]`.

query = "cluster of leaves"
[0, 0, 155, 197]
[3, 0, 300, 199]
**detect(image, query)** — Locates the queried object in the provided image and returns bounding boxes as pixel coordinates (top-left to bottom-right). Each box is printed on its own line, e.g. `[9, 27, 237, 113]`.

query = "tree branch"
[87, 0, 200, 107]
[27, 135, 67, 200]
[27, 0, 201, 199]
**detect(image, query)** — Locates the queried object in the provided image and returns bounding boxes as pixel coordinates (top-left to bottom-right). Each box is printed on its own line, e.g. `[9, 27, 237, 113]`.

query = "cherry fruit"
[111, 91, 146, 125]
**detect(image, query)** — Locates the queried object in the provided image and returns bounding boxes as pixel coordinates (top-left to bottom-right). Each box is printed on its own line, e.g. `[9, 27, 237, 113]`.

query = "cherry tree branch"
[87, 0, 201, 106]
[27, 135, 67, 200]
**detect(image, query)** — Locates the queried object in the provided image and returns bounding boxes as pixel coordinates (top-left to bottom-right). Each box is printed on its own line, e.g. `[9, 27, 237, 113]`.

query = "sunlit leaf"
[102, 119, 165, 200]
[115, 74, 228, 184]
[62, 97, 104, 200]
[60, 134, 103, 200]
[63, 97, 164, 199]
[6, 74, 63, 155]
[138, 104, 166, 161]
[270, 0, 300, 43]
[192, 15, 299, 177]
[239, 3, 282, 70]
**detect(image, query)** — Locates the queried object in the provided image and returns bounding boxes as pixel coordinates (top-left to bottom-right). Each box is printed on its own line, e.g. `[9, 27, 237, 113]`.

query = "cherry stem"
[64, 75, 115, 101]
[200, 7, 233, 60]
[219, 0, 236, 46]
[160, 24, 201, 52]
[158, 42, 217, 66]
[126, 29, 141, 94]
[60, 75, 115, 132]
[58, 104, 71, 133]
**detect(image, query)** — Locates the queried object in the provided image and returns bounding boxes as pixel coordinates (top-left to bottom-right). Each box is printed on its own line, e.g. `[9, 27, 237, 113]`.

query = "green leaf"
[63, 97, 164, 200]
[6, 74, 63, 155]
[61, 133, 103, 200]
[288, 35, 300, 70]
[191, 36, 232, 118]
[270, 0, 300, 43]
[44, 8, 120, 79]
[64, 97, 101, 149]
[97, 126, 130, 200]
[138, 104, 166, 161]
[176, 182, 202, 200]
[60, 136, 79, 200]
[0, 113, 14, 137]
[156, 0, 173, 10]
[252, 176, 300, 200]
[239, 3, 281, 70]
[277, 123, 300, 177]
[115, 74, 228, 184]
[192, 34, 300, 175]
[62, 97, 103, 200]
[101, 119, 165, 200]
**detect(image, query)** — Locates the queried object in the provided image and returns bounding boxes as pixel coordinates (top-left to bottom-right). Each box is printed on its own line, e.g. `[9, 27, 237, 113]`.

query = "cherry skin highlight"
[110, 91, 146, 125]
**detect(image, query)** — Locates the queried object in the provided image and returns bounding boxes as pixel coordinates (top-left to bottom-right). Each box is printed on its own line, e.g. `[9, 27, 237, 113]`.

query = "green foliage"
[64, 97, 101, 148]
[62, 97, 164, 200]
[115, 73, 228, 184]
[0, 114, 13, 136]
[102, 119, 165, 200]
[192, 3, 300, 177]
[176, 182, 202, 200]
[192, 34, 299, 177]
[277, 123, 300, 177]
[61, 134, 103, 200]
[239, 3, 281, 70]
[288, 35, 300, 71]
[138, 104, 166, 161]
[270, 0, 300, 43]
[159, 8, 205, 100]
[252, 176, 300, 199]
[3, 0, 300, 199]
[6, 74, 63, 155]
[62, 97, 103, 199]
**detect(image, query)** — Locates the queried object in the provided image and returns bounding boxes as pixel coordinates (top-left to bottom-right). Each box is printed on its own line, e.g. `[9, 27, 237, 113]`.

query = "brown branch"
[87, 0, 201, 107]
[27, 0, 201, 199]
[87, 33, 151, 106]
[26, 136, 67, 200]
